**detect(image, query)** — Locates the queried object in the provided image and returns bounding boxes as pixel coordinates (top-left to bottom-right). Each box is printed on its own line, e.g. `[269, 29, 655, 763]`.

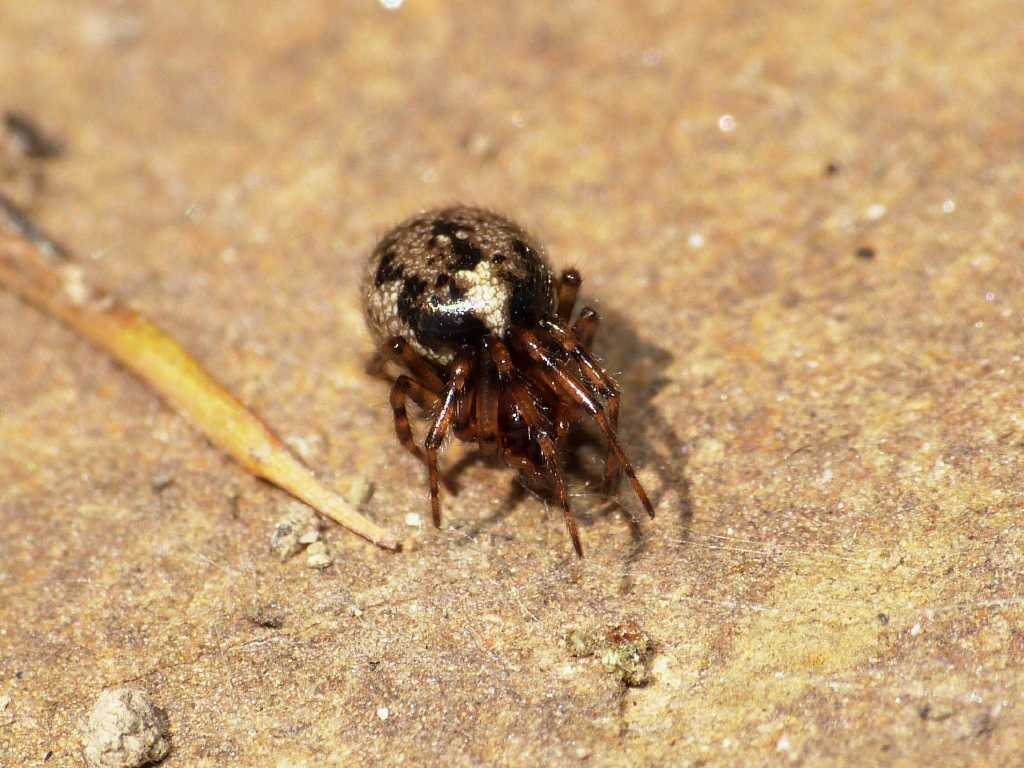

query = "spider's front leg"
[382, 338, 457, 492]
[542, 313, 622, 491]
[424, 352, 474, 527]
[511, 328, 654, 519]
[508, 377, 583, 558]
[389, 375, 438, 463]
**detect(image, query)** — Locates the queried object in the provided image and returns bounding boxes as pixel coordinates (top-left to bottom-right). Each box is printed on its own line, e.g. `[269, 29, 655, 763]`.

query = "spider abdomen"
[363, 207, 557, 365]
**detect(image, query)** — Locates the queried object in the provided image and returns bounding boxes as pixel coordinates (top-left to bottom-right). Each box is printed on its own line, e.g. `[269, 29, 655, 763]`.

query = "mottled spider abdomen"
[363, 207, 557, 364]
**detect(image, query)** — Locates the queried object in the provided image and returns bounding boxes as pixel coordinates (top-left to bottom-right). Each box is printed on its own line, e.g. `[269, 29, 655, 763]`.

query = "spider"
[363, 206, 654, 557]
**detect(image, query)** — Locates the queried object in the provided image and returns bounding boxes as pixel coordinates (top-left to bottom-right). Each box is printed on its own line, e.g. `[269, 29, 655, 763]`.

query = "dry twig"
[0, 207, 399, 551]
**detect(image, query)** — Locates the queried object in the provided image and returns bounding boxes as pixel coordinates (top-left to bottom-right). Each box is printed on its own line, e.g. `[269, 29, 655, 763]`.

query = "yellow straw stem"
[0, 231, 400, 551]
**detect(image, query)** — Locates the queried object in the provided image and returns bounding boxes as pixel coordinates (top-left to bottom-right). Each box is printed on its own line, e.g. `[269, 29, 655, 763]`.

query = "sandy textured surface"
[2, 1, 1022, 766]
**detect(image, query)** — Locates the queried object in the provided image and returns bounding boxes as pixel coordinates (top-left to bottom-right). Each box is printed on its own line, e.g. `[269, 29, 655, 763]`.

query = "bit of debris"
[270, 502, 335, 568]
[564, 628, 594, 658]
[404, 512, 422, 528]
[150, 472, 175, 493]
[856, 245, 876, 261]
[298, 528, 320, 545]
[270, 502, 321, 561]
[60, 264, 93, 306]
[3, 111, 63, 159]
[341, 475, 374, 507]
[246, 599, 284, 629]
[461, 131, 498, 159]
[305, 540, 333, 569]
[563, 621, 654, 687]
[376, 706, 390, 721]
[82, 688, 171, 768]
[600, 622, 654, 686]
[864, 202, 887, 221]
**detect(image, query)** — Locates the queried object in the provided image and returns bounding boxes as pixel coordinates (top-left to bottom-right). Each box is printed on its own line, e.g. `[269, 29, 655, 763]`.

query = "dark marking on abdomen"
[432, 219, 484, 272]
[375, 248, 404, 286]
[397, 277, 427, 324]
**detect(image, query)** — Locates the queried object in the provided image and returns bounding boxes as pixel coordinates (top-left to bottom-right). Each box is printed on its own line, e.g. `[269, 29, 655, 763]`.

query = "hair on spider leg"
[362, 205, 658, 558]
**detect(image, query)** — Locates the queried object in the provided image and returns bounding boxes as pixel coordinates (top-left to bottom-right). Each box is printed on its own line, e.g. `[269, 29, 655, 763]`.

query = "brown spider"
[363, 206, 654, 557]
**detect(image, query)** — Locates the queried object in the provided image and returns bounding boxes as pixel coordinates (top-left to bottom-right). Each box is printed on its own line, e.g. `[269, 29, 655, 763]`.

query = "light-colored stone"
[82, 688, 170, 768]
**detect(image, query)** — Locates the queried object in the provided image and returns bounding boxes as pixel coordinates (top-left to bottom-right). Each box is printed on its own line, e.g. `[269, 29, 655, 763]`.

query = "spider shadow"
[448, 305, 693, 586]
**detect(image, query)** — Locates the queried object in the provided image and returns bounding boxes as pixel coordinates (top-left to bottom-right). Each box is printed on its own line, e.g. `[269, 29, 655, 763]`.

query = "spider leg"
[497, 393, 551, 489]
[511, 328, 655, 519]
[541, 317, 621, 491]
[390, 375, 438, 462]
[521, 365, 579, 448]
[493, 338, 584, 552]
[556, 268, 582, 322]
[476, 338, 500, 454]
[572, 306, 599, 350]
[365, 349, 391, 385]
[507, 376, 583, 558]
[601, 395, 621, 492]
[389, 375, 457, 493]
[554, 398, 580, 445]
[384, 336, 445, 393]
[424, 352, 474, 527]
[453, 385, 476, 440]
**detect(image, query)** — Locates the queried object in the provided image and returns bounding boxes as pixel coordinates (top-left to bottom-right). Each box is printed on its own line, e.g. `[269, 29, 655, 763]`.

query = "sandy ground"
[2, 1, 1023, 766]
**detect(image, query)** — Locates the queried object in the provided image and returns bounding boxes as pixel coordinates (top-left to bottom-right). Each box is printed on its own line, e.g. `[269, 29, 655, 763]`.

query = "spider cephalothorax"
[363, 206, 654, 557]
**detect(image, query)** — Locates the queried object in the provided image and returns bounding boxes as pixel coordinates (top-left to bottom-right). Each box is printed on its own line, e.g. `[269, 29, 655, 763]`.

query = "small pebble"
[377, 706, 390, 721]
[404, 512, 422, 528]
[563, 621, 654, 687]
[82, 688, 170, 768]
[343, 475, 375, 507]
[270, 502, 320, 561]
[600, 626, 653, 686]
[3, 111, 62, 159]
[150, 473, 174, 493]
[247, 600, 284, 629]
[463, 131, 497, 159]
[865, 203, 887, 221]
[306, 540, 333, 569]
